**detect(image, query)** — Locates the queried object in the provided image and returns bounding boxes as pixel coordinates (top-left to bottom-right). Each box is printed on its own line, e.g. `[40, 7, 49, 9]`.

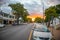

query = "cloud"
[46, 0, 60, 6]
[22, 0, 43, 14]
[1, 6, 12, 14]
[0, 0, 60, 14]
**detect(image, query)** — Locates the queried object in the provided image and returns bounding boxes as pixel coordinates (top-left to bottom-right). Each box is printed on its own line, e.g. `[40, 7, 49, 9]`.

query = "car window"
[34, 27, 50, 32]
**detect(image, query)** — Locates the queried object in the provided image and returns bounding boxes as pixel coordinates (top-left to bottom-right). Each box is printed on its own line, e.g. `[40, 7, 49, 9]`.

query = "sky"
[0, 0, 60, 15]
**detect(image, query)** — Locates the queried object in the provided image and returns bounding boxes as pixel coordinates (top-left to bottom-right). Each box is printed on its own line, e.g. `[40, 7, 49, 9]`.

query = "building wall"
[0, 11, 16, 24]
[50, 18, 60, 27]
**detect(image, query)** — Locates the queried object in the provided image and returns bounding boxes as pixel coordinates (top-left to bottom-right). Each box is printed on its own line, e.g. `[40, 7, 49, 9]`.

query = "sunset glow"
[32, 18, 35, 21]
[27, 13, 46, 21]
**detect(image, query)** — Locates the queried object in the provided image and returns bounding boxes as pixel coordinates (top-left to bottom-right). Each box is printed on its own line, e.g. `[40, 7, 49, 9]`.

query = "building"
[50, 17, 60, 29]
[0, 11, 16, 24]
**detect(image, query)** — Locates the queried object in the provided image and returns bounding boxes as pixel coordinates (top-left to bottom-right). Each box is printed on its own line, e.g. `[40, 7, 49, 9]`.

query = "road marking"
[28, 30, 33, 40]
[28, 24, 34, 40]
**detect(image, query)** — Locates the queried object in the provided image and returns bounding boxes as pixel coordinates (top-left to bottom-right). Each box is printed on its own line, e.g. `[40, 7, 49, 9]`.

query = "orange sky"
[27, 13, 45, 19]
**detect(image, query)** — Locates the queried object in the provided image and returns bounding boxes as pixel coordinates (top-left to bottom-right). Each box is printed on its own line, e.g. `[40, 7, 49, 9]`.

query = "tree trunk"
[46, 22, 47, 25]
[47, 20, 50, 27]
[55, 18, 56, 25]
[46, 22, 48, 26]
[17, 17, 20, 25]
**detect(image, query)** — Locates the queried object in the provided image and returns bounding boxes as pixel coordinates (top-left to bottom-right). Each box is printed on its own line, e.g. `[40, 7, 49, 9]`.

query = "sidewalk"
[0, 24, 12, 31]
[5, 24, 12, 27]
[48, 27, 60, 40]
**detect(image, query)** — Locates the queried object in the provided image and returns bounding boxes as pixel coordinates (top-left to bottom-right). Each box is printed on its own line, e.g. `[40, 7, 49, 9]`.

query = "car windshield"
[34, 27, 50, 32]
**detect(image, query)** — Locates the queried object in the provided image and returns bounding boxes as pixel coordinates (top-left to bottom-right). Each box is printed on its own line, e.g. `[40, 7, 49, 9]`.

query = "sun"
[32, 18, 35, 22]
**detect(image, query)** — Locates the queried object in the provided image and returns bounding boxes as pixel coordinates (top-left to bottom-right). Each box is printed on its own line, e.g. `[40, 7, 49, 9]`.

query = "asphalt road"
[0, 23, 33, 40]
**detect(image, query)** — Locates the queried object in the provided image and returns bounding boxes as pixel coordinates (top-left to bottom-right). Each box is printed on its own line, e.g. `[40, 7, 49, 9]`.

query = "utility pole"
[41, 0, 45, 25]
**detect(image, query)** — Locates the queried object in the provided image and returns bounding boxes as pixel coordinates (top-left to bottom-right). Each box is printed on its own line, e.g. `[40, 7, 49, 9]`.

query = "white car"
[0, 23, 5, 27]
[32, 24, 52, 40]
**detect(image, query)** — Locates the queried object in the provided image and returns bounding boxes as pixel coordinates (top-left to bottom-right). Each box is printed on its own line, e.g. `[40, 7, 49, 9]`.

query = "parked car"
[12, 23, 18, 26]
[32, 24, 52, 40]
[0, 23, 5, 28]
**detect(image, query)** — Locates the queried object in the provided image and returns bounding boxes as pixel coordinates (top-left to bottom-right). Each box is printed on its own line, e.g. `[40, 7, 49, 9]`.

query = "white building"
[0, 11, 16, 24]
[50, 17, 60, 28]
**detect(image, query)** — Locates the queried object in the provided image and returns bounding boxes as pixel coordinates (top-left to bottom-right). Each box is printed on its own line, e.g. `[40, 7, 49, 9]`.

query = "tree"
[45, 6, 58, 27]
[22, 10, 29, 22]
[56, 4, 60, 24]
[35, 17, 43, 23]
[9, 3, 29, 24]
[27, 18, 32, 23]
[56, 4, 60, 15]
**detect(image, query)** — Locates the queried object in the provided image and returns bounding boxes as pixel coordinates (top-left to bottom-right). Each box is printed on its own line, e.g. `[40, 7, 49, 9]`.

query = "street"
[0, 23, 33, 40]
[0, 0, 60, 40]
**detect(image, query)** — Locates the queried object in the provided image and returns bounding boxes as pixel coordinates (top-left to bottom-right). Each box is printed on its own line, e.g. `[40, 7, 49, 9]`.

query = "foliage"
[45, 6, 58, 22]
[9, 3, 29, 23]
[56, 4, 60, 15]
[45, 6, 59, 27]
[35, 17, 43, 23]
[45, 4, 60, 22]
[22, 10, 29, 22]
[27, 18, 32, 23]
[9, 3, 24, 17]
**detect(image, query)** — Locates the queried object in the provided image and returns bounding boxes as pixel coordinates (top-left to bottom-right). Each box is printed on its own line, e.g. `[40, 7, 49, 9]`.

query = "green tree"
[45, 6, 58, 27]
[9, 3, 29, 24]
[22, 10, 29, 22]
[27, 18, 32, 23]
[56, 4, 60, 15]
[35, 17, 43, 23]
[56, 4, 60, 24]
